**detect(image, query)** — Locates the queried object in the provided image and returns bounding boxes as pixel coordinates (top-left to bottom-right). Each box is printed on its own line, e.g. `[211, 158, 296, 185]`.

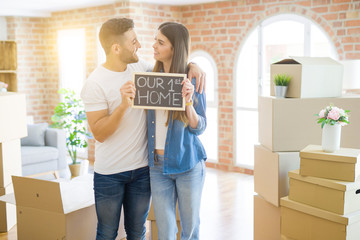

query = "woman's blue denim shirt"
[147, 78, 207, 174]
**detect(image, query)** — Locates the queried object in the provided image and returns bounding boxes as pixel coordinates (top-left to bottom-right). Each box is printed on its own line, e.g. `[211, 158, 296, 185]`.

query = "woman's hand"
[182, 78, 194, 104]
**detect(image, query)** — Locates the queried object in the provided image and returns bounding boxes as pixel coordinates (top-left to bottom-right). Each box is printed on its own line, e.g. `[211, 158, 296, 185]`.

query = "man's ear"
[112, 43, 122, 55]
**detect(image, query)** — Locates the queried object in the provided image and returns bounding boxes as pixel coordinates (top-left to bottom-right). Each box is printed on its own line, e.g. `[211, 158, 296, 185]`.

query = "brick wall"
[6, 0, 360, 173]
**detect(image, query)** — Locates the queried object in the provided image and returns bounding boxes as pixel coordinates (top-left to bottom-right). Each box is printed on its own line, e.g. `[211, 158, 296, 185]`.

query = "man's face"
[118, 29, 141, 64]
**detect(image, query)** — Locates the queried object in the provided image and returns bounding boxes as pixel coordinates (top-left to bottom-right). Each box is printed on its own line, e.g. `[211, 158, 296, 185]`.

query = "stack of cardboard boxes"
[0, 92, 27, 232]
[281, 145, 360, 239]
[254, 57, 360, 240]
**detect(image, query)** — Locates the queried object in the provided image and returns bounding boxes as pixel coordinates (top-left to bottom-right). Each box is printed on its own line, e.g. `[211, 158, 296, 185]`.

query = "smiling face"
[152, 30, 174, 66]
[118, 29, 141, 64]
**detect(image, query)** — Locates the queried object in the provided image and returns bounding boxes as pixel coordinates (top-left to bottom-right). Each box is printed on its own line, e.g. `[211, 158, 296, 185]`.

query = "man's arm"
[86, 81, 135, 143]
[188, 62, 206, 94]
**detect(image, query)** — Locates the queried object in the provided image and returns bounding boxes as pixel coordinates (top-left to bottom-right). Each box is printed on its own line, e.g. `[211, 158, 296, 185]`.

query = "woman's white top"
[155, 110, 168, 150]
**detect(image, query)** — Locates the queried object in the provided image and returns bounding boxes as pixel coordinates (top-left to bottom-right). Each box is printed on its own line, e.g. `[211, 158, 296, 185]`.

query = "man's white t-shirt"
[81, 59, 152, 174]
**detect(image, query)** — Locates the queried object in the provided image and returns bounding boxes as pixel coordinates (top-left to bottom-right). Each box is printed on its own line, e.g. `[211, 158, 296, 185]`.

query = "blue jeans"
[94, 166, 151, 240]
[150, 155, 206, 240]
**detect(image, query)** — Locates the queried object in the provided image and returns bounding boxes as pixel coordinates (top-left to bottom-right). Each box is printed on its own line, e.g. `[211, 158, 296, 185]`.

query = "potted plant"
[273, 74, 291, 98]
[51, 88, 91, 177]
[316, 104, 350, 153]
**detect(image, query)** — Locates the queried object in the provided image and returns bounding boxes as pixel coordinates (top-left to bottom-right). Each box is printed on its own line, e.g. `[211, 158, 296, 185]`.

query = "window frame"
[189, 50, 219, 163]
[234, 14, 338, 169]
[189, 50, 218, 108]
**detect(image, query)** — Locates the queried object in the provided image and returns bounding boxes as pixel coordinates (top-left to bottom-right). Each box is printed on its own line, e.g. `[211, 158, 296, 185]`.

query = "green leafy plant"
[274, 74, 291, 86]
[51, 88, 91, 165]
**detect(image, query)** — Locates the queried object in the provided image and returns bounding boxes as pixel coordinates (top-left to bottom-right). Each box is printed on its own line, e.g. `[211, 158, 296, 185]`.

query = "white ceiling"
[0, 0, 222, 17]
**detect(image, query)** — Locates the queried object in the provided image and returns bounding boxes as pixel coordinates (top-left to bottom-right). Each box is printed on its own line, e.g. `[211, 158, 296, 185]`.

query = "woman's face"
[153, 30, 173, 64]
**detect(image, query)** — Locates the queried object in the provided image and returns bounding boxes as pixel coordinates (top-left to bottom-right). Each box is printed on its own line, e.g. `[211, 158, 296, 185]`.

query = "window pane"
[236, 109, 258, 168]
[97, 26, 106, 65]
[236, 29, 259, 167]
[190, 52, 218, 162]
[199, 107, 218, 162]
[57, 28, 87, 158]
[263, 21, 304, 95]
[236, 29, 258, 108]
[311, 25, 335, 58]
[58, 29, 86, 95]
[190, 56, 215, 103]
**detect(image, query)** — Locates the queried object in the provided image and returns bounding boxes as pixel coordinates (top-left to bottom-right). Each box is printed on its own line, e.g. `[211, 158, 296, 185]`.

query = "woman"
[147, 22, 207, 240]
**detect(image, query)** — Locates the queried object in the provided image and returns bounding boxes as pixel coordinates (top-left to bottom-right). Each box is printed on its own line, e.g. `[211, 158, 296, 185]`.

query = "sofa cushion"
[21, 123, 48, 146]
[21, 146, 59, 166]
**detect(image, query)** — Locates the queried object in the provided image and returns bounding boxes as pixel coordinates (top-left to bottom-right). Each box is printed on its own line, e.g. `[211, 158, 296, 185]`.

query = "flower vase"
[274, 86, 288, 98]
[322, 123, 341, 153]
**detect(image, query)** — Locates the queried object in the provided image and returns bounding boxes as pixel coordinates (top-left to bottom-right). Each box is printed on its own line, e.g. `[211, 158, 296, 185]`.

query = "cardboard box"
[8, 175, 97, 240]
[289, 170, 360, 215]
[0, 183, 16, 232]
[254, 144, 300, 206]
[258, 96, 360, 152]
[300, 145, 360, 181]
[0, 138, 22, 188]
[0, 92, 27, 142]
[281, 196, 360, 240]
[254, 194, 281, 240]
[270, 57, 343, 98]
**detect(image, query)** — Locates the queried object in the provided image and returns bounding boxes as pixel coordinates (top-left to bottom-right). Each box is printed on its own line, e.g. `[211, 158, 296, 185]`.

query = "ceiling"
[0, 0, 222, 17]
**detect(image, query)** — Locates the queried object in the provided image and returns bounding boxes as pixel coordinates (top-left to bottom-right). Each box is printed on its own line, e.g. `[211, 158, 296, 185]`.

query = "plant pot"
[274, 85, 288, 98]
[322, 123, 341, 153]
[69, 163, 81, 178]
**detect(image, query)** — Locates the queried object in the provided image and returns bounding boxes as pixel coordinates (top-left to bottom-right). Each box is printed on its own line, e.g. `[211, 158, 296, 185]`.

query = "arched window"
[189, 51, 218, 162]
[236, 14, 337, 168]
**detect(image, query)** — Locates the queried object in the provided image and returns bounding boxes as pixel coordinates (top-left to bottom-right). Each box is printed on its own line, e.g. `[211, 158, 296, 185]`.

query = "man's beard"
[122, 48, 139, 64]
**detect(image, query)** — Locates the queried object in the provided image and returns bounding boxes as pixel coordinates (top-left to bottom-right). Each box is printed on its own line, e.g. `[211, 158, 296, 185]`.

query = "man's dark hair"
[99, 18, 134, 55]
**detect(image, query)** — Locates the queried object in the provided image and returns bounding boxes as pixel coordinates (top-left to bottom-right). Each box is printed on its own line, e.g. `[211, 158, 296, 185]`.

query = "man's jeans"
[94, 166, 151, 240]
[150, 155, 206, 240]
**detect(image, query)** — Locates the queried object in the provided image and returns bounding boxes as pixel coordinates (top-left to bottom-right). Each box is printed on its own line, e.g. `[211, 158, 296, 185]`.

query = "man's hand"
[182, 78, 195, 103]
[188, 62, 206, 94]
[120, 81, 136, 108]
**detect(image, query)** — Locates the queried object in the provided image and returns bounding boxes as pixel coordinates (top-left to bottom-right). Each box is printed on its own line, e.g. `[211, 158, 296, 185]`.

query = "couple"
[81, 18, 207, 240]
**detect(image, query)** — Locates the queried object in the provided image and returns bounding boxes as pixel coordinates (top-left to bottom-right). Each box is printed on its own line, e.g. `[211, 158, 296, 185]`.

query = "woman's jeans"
[150, 155, 206, 240]
[94, 166, 151, 240]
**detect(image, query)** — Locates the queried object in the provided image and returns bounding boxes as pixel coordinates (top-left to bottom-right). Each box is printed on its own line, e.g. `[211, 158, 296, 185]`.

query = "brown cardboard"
[258, 96, 360, 152]
[0, 139, 22, 188]
[300, 145, 360, 181]
[281, 196, 360, 240]
[254, 194, 281, 240]
[289, 170, 360, 215]
[11, 176, 97, 240]
[0, 184, 16, 233]
[254, 144, 299, 206]
[0, 92, 27, 142]
[270, 57, 343, 98]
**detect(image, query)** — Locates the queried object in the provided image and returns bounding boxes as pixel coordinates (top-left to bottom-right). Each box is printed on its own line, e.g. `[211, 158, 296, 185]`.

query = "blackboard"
[132, 72, 186, 110]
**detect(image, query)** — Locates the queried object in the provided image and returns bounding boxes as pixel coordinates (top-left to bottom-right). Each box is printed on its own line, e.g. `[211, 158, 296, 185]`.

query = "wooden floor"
[0, 168, 254, 240]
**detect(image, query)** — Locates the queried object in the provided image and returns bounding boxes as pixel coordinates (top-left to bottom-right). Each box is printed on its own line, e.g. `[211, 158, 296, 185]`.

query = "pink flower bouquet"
[316, 105, 350, 128]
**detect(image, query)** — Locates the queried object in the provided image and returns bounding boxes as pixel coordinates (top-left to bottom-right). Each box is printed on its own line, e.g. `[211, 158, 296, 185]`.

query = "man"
[81, 18, 205, 240]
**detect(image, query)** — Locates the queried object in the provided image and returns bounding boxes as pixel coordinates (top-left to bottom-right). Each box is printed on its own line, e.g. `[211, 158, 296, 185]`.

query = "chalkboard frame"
[132, 72, 186, 111]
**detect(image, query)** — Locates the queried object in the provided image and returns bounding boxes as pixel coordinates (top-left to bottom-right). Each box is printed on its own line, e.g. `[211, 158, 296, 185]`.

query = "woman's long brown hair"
[153, 22, 190, 126]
